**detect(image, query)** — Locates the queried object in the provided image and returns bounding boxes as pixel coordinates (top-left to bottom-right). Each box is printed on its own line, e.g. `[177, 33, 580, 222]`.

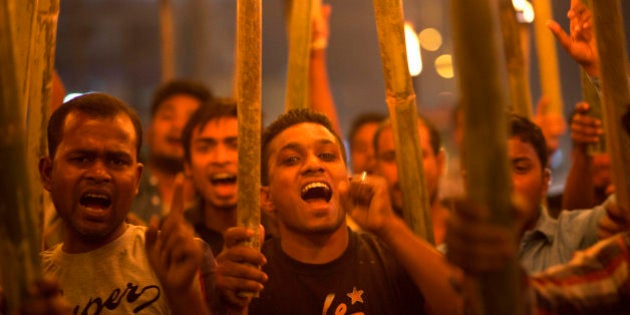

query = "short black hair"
[182, 98, 238, 163]
[348, 112, 387, 148]
[373, 115, 442, 156]
[150, 79, 212, 117]
[47, 93, 143, 158]
[508, 114, 548, 168]
[261, 109, 346, 185]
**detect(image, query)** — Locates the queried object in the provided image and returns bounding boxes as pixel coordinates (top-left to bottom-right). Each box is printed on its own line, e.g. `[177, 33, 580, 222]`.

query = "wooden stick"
[499, 0, 532, 118]
[532, 0, 564, 118]
[372, 0, 433, 243]
[284, 0, 313, 111]
[236, 0, 262, 246]
[577, 0, 605, 155]
[160, 0, 175, 81]
[0, 0, 58, 311]
[580, 69, 606, 154]
[451, 0, 523, 314]
[590, 0, 630, 212]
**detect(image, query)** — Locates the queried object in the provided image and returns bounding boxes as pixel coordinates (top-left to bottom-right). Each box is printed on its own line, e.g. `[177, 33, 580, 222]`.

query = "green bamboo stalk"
[499, 0, 533, 118]
[580, 69, 606, 154]
[236, 0, 262, 246]
[451, 0, 523, 314]
[590, 0, 630, 213]
[284, 0, 313, 111]
[532, 0, 565, 118]
[372, 0, 433, 243]
[0, 0, 58, 312]
[577, 0, 605, 155]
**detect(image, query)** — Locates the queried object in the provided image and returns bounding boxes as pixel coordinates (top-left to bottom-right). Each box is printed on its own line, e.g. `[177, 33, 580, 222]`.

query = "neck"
[203, 202, 237, 234]
[62, 223, 129, 254]
[279, 224, 349, 264]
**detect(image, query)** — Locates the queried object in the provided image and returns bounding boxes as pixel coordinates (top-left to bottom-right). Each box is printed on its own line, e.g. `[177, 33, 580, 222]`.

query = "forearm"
[562, 147, 595, 210]
[378, 218, 461, 315]
[309, 48, 341, 135]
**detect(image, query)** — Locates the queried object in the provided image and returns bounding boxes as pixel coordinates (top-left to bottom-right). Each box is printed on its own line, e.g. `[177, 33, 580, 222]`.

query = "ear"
[260, 186, 276, 219]
[39, 157, 53, 192]
[134, 162, 144, 195]
[542, 167, 551, 197]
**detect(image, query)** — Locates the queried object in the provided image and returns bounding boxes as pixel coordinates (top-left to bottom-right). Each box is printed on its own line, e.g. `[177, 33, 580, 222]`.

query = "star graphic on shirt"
[347, 286, 364, 305]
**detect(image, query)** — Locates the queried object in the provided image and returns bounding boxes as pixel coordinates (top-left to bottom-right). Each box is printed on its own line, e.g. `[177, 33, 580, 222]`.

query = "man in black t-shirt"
[214, 109, 460, 315]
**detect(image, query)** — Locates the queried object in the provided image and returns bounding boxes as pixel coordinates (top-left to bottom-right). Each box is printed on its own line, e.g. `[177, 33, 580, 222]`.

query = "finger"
[575, 101, 590, 113]
[547, 20, 572, 52]
[219, 246, 268, 266]
[223, 227, 256, 248]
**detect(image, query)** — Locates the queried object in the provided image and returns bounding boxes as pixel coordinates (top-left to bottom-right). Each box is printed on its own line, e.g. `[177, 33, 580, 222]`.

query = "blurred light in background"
[405, 22, 423, 77]
[418, 27, 442, 51]
[513, 0, 534, 23]
[435, 54, 454, 79]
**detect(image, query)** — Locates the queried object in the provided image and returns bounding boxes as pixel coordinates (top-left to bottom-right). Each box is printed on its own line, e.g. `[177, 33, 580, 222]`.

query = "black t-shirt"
[249, 229, 426, 315]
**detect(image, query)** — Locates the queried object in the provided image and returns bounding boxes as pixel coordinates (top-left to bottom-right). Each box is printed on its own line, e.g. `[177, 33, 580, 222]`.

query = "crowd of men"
[1, 1, 629, 314]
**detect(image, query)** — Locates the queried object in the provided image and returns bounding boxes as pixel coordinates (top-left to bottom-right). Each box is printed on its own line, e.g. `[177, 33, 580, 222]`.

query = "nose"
[302, 153, 325, 175]
[211, 144, 233, 165]
[85, 160, 112, 183]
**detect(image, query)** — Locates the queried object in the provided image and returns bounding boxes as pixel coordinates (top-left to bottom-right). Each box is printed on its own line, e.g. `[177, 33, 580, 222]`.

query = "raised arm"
[342, 174, 461, 315]
[145, 176, 210, 315]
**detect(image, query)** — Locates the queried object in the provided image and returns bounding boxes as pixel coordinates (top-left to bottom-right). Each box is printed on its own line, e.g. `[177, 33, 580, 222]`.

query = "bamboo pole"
[0, 0, 58, 311]
[532, 0, 564, 118]
[236, 0, 262, 249]
[499, 0, 533, 118]
[590, 0, 630, 212]
[580, 69, 606, 154]
[451, 0, 523, 314]
[372, 0, 433, 243]
[577, 0, 605, 154]
[284, 0, 313, 111]
[160, 0, 175, 81]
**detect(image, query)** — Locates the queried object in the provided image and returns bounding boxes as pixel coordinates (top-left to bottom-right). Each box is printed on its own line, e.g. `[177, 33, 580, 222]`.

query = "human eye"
[512, 160, 531, 174]
[319, 152, 338, 161]
[69, 154, 92, 165]
[108, 154, 132, 168]
[282, 155, 301, 165]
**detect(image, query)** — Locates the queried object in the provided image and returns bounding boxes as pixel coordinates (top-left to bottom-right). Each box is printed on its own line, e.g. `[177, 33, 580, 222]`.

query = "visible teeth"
[85, 193, 108, 199]
[301, 182, 329, 194]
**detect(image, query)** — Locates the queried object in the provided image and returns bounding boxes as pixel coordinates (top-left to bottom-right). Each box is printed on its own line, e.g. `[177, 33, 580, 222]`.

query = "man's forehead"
[272, 123, 339, 149]
[63, 112, 138, 144]
[194, 117, 238, 137]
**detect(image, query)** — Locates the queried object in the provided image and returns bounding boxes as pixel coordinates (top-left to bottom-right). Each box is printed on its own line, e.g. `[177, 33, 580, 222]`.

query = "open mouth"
[210, 173, 237, 185]
[301, 182, 332, 202]
[80, 192, 112, 209]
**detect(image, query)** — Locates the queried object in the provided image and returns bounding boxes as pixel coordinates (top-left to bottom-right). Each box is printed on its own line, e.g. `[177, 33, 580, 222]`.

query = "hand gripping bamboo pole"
[160, 0, 175, 81]
[532, 0, 565, 118]
[284, 0, 313, 111]
[590, 0, 630, 213]
[499, 0, 533, 118]
[236, 0, 262, 252]
[451, 0, 523, 314]
[372, 0, 433, 243]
